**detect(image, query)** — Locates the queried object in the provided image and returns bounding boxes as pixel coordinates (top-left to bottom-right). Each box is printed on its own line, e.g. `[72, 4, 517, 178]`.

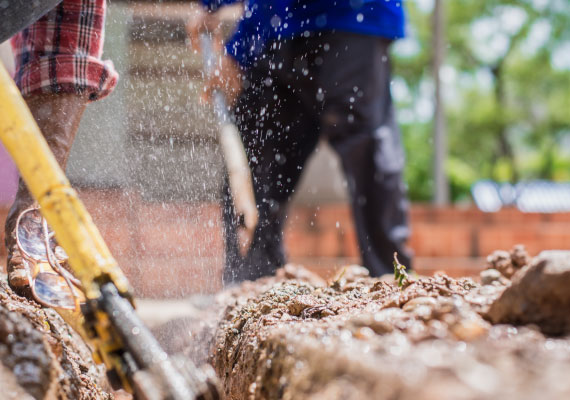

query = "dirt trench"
[167, 247, 570, 400]
[3, 245, 570, 400]
[0, 280, 112, 400]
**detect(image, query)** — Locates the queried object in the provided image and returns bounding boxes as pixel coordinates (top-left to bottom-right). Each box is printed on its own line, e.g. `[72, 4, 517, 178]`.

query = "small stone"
[287, 295, 319, 316]
[449, 316, 490, 341]
[370, 319, 394, 335]
[260, 302, 272, 314]
[427, 319, 449, 339]
[320, 308, 336, 317]
[342, 265, 370, 281]
[480, 269, 502, 285]
[432, 297, 457, 315]
[402, 296, 437, 312]
[354, 327, 376, 340]
[510, 244, 530, 268]
[486, 250, 515, 278]
[232, 318, 246, 331]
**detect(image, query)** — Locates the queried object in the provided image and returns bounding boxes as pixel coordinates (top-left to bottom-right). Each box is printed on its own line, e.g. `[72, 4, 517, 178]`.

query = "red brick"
[314, 204, 352, 230]
[544, 213, 570, 223]
[536, 225, 570, 251]
[484, 209, 544, 225]
[477, 225, 540, 256]
[409, 223, 472, 257]
[286, 206, 314, 227]
[409, 204, 433, 221]
[315, 228, 342, 258]
[430, 207, 472, 224]
[284, 229, 318, 258]
[339, 226, 360, 258]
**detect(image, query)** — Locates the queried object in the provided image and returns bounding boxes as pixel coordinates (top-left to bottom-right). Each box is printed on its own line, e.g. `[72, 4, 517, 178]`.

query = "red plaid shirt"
[11, 0, 118, 101]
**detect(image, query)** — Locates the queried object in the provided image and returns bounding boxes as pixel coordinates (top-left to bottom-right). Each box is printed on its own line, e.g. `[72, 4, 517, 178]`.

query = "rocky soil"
[0, 280, 113, 400]
[193, 247, 570, 400]
[3, 245, 570, 400]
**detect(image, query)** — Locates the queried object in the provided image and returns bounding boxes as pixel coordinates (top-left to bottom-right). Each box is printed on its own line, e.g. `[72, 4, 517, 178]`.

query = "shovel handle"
[199, 34, 258, 233]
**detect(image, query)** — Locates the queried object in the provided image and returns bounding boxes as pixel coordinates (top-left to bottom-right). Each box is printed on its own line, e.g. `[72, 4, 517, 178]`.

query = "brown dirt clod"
[0, 280, 112, 400]
[485, 250, 570, 335]
[205, 259, 570, 400]
[485, 244, 530, 279]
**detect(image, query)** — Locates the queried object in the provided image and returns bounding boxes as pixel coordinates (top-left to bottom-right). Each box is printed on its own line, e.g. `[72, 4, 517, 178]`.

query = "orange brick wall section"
[1, 188, 569, 297]
[283, 205, 570, 276]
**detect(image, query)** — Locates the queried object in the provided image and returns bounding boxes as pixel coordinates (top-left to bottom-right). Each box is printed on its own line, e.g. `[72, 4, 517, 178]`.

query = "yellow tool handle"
[0, 61, 134, 389]
[0, 63, 130, 301]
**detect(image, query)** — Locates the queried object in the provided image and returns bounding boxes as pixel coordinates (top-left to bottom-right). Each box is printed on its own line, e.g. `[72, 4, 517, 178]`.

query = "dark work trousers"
[223, 31, 412, 284]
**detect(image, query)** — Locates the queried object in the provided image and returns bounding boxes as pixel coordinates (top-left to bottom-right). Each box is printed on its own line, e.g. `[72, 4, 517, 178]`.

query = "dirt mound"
[486, 250, 570, 335]
[0, 280, 112, 400]
[208, 255, 570, 399]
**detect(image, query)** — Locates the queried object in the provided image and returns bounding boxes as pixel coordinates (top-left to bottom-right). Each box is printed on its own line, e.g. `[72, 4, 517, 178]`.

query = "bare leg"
[5, 92, 88, 290]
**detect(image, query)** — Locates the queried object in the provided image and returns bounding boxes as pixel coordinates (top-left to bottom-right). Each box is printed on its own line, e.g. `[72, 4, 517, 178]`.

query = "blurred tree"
[392, 0, 570, 203]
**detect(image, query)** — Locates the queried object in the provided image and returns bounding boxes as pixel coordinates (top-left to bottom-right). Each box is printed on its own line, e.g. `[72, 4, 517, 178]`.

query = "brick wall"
[1, 189, 569, 297]
[285, 204, 570, 277]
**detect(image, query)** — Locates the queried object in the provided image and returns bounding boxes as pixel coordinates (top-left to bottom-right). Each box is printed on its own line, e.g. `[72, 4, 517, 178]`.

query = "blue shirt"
[203, 0, 405, 67]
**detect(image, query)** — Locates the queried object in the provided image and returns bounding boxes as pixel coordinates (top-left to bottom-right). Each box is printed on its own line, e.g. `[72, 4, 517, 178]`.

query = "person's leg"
[318, 33, 412, 276]
[223, 95, 320, 283]
[223, 38, 321, 284]
[241, 111, 320, 281]
[5, 0, 117, 292]
[5, 93, 88, 289]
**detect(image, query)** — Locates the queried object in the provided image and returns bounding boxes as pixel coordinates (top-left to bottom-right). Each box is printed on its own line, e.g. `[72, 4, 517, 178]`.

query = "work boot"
[5, 92, 88, 295]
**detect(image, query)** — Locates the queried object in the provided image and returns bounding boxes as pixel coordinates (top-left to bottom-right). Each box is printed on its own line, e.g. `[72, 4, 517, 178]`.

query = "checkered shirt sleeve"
[10, 0, 118, 101]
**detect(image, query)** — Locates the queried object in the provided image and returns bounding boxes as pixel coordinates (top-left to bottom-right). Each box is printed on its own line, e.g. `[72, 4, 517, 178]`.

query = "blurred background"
[1, 0, 569, 298]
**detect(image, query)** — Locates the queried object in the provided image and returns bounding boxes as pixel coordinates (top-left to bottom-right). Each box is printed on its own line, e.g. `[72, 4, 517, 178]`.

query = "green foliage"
[392, 0, 570, 203]
[402, 122, 434, 201]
